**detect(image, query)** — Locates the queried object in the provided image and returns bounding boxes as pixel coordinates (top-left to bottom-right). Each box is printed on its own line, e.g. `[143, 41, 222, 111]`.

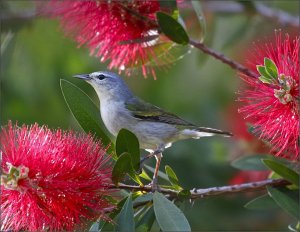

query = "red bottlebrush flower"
[41, 0, 175, 78]
[0, 122, 113, 231]
[229, 170, 270, 185]
[238, 32, 299, 160]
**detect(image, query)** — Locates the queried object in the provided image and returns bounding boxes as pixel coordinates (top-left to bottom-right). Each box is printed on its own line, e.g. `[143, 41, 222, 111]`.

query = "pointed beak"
[73, 74, 91, 80]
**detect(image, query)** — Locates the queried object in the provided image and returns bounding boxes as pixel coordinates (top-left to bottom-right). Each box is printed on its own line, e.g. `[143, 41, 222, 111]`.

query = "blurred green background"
[1, 1, 299, 231]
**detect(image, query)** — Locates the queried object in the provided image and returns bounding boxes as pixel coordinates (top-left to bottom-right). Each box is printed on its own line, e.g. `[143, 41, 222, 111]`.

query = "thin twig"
[109, 178, 290, 200]
[189, 39, 258, 79]
[255, 3, 299, 28]
[102, 178, 289, 215]
[0, 11, 37, 21]
[203, 1, 299, 28]
[189, 179, 289, 199]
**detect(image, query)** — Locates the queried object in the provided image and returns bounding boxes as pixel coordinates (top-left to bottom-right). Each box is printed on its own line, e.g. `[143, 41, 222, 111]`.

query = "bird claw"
[146, 177, 160, 192]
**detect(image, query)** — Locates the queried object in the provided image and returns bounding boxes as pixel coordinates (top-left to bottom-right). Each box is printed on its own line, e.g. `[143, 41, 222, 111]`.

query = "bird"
[73, 71, 232, 190]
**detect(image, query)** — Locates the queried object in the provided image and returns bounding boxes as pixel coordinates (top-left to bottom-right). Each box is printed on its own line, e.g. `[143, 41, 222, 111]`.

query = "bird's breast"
[100, 100, 178, 151]
[100, 100, 134, 137]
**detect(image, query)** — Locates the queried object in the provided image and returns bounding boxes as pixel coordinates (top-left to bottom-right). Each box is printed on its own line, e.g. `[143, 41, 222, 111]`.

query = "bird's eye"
[98, 74, 106, 80]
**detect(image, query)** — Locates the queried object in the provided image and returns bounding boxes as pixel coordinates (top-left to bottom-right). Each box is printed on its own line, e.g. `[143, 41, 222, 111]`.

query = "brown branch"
[255, 3, 299, 28]
[102, 179, 289, 215]
[189, 179, 289, 199]
[0, 11, 37, 21]
[203, 1, 299, 28]
[108, 178, 290, 200]
[189, 39, 258, 79]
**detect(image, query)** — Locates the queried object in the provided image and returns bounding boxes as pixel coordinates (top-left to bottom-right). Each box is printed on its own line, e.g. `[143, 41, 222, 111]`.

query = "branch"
[109, 178, 290, 200]
[189, 179, 289, 199]
[203, 1, 299, 28]
[255, 3, 299, 28]
[0, 11, 37, 21]
[189, 40, 258, 79]
[102, 179, 290, 215]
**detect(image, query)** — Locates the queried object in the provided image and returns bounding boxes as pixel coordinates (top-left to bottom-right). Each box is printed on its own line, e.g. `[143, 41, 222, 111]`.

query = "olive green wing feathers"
[125, 97, 233, 137]
[125, 98, 195, 126]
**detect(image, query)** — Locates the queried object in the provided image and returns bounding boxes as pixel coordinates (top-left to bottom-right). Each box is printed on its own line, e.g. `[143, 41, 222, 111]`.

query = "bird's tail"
[196, 127, 233, 137]
[181, 127, 233, 139]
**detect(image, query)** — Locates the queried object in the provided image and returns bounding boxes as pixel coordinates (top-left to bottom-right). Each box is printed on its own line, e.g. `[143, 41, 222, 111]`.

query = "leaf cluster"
[231, 154, 299, 225]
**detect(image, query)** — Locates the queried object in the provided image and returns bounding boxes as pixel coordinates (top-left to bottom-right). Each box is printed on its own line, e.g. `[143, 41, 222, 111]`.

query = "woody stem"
[109, 178, 289, 200]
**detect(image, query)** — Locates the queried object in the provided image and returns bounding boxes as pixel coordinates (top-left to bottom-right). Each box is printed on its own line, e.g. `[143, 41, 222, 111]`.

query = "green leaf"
[139, 168, 152, 181]
[165, 165, 181, 190]
[116, 129, 140, 171]
[156, 12, 189, 45]
[60, 79, 113, 153]
[98, 220, 112, 232]
[116, 195, 135, 232]
[89, 221, 99, 231]
[256, 65, 274, 82]
[257, 65, 269, 77]
[267, 186, 299, 220]
[111, 152, 131, 185]
[231, 154, 274, 171]
[288, 223, 300, 232]
[264, 58, 278, 79]
[190, 0, 206, 41]
[112, 152, 142, 185]
[244, 194, 278, 210]
[262, 159, 299, 186]
[99, 218, 115, 231]
[144, 164, 169, 181]
[259, 76, 274, 84]
[103, 195, 119, 205]
[110, 197, 128, 219]
[99, 197, 127, 231]
[133, 193, 153, 205]
[153, 192, 191, 232]
[269, 171, 283, 180]
[136, 206, 156, 232]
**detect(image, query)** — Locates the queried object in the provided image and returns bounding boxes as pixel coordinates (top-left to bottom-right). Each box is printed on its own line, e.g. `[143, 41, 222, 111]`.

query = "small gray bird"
[74, 71, 232, 189]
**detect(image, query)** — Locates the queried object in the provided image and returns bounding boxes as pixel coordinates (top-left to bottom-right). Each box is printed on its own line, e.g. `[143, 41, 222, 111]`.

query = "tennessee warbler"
[74, 71, 232, 189]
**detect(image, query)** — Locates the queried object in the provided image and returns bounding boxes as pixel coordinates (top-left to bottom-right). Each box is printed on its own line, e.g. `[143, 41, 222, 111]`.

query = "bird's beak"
[73, 74, 91, 80]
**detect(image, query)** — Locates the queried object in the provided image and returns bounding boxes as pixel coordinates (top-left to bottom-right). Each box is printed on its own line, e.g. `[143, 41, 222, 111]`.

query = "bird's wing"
[125, 98, 233, 137]
[125, 98, 195, 126]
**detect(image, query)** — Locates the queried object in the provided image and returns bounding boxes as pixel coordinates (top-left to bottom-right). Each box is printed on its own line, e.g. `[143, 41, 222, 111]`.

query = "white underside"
[181, 129, 214, 139]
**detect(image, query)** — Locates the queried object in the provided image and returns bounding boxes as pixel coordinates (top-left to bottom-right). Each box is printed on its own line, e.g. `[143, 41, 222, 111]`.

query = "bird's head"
[73, 71, 132, 100]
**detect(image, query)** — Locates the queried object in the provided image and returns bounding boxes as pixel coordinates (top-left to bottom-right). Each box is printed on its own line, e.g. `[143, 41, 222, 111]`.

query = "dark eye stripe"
[98, 74, 106, 80]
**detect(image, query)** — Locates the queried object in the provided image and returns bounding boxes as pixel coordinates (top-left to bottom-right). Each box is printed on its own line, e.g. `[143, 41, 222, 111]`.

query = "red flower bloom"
[42, 0, 174, 78]
[239, 32, 299, 160]
[1, 122, 113, 231]
[229, 170, 270, 185]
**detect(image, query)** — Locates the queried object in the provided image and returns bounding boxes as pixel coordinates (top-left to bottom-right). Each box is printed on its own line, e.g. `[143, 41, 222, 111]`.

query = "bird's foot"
[146, 177, 160, 192]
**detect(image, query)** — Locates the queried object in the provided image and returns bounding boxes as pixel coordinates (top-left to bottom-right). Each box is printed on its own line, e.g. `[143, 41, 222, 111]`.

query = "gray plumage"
[73, 71, 232, 152]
